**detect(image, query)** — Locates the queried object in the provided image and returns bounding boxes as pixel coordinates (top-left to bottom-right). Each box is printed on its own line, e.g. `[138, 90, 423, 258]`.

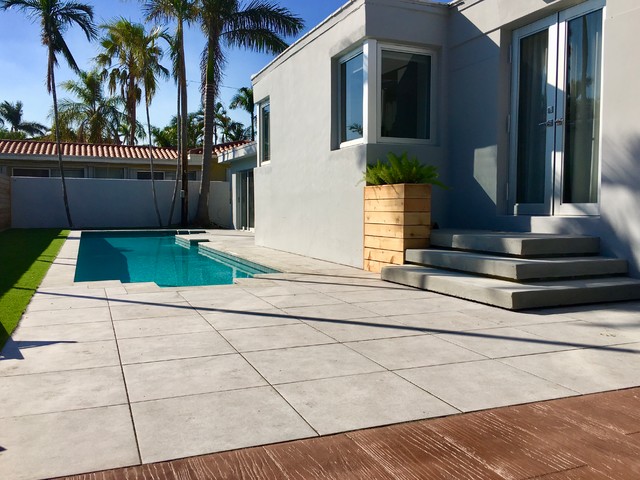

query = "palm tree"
[0, 101, 48, 137]
[96, 18, 163, 146]
[229, 86, 254, 140]
[58, 70, 124, 143]
[1, 0, 97, 228]
[143, 0, 198, 227]
[194, 0, 304, 226]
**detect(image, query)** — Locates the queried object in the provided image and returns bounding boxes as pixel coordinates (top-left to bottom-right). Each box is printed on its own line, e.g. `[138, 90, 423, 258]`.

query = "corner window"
[339, 51, 364, 144]
[94, 167, 124, 179]
[259, 102, 270, 164]
[380, 49, 432, 140]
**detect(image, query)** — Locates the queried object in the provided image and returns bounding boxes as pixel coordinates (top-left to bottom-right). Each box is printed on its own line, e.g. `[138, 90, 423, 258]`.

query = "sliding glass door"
[510, 0, 604, 216]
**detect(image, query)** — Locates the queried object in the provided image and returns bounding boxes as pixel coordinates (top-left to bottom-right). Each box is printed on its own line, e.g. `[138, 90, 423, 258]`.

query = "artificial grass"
[0, 229, 69, 350]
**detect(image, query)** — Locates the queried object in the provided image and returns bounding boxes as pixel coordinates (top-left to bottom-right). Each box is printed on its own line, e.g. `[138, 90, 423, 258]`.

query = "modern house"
[250, 0, 640, 282]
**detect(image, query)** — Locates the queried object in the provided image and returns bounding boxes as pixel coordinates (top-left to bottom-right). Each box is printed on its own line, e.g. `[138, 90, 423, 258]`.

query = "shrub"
[365, 152, 447, 188]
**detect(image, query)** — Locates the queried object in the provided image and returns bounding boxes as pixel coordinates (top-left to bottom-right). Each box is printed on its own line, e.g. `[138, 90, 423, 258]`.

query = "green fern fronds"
[365, 152, 447, 188]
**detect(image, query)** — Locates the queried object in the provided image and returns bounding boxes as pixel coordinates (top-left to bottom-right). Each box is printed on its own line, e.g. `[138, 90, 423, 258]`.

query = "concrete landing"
[382, 265, 640, 310]
[406, 249, 628, 281]
[431, 230, 600, 257]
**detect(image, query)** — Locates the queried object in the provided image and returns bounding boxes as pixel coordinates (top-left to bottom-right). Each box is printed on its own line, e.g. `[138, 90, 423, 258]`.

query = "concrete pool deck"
[1, 230, 640, 479]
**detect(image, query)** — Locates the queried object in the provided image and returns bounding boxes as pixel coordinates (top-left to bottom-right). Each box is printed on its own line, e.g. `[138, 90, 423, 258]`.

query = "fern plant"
[365, 152, 447, 188]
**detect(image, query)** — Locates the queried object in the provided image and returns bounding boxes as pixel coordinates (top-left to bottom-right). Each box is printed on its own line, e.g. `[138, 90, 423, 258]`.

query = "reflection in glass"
[380, 50, 431, 140]
[516, 30, 548, 205]
[340, 53, 364, 143]
[261, 103, 270, 162]
[563, 10, 602, 204]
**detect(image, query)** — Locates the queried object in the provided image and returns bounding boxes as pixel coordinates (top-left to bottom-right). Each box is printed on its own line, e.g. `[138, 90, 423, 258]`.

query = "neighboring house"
[0, 139, 200, 181]
[252, 0, 640, 274]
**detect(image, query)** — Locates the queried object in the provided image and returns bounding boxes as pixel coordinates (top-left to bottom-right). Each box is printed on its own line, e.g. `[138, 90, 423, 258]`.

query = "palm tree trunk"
[179, 28, 189, 227]
[195, 29, 217, 227]
[167, 87, 181, 227]
[51, 67, 73, 228]
[128, 74, 137, 145]
[146, 95, 162, 227]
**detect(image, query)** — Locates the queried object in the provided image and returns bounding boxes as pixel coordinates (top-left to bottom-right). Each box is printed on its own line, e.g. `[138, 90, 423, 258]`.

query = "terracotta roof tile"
[189, 140, 252, 156]
[0, 139, 178, 160]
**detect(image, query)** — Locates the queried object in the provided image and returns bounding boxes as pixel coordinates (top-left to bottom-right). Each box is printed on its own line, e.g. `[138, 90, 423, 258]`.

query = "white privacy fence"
[11, 178, 232, 229]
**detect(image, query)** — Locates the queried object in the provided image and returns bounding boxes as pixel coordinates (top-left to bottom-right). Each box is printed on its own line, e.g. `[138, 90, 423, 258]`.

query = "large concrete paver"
[0, 405, 139, 480]
[11, 321, 115, 343]
[113, 315, 212, 339]
[17, 306, 112, 326]
[501, 342, 640, 394]
[347, 334, 485, 370]
[220, 323, 335, 352]
[244, 343, 384, 384]
[131, 386, 317, 464]
[0, 366, 127, 418]
[0, 340, 120, 376]
[397, 359, 577, 412]
[123, 354, 267, 402]
[201, 308, 300, 330]
[117, 331, 234, 365]
[275, 371, 459, 435]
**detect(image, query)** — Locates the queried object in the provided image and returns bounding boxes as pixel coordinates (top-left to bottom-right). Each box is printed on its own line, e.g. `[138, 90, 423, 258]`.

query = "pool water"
[74, 231, 274, 287]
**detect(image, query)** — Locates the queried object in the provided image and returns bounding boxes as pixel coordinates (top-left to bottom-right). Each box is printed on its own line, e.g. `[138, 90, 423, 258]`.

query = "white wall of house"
[252, 0, 449, 267]
[11, 178, 232, 229]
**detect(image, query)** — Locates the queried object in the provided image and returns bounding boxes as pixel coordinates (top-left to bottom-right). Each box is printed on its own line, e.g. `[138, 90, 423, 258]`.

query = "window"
[12, 168, 49, 177]
[94, 167, 124, 179]
[380, 49, 432, 140]
[259, 102, 270, 164]
[52, 168, 85, 178]
[137, 171, 164, 180]
[339, 51, 364, 144]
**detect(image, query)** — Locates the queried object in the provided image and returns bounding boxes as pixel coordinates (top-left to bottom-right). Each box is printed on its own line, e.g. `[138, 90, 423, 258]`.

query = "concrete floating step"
[405, 249, 628, 281]
[431, 230, 600, 257]
[381, 265, 640, 310]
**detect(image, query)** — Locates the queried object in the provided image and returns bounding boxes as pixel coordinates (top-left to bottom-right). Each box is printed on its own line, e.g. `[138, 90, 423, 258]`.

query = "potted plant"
[363, 152, 446, 273]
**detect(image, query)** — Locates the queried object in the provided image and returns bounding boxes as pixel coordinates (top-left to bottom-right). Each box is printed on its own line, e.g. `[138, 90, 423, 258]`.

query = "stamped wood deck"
[58, 386, 640, 480]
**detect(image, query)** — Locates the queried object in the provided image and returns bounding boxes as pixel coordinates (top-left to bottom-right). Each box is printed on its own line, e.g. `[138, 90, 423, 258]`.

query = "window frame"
[338, 47, 366, 148]
[257, 100, 271, 166]
[376, 43, 437, 145]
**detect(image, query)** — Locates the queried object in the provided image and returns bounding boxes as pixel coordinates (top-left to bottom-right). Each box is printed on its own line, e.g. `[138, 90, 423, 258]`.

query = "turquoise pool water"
[74, 231, 275, 287]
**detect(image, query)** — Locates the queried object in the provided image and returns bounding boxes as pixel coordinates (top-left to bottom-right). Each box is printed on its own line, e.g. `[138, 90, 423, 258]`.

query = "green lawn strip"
[0, 229, 70, 351]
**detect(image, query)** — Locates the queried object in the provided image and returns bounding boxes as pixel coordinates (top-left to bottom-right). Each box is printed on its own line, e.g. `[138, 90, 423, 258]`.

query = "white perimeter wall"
[11, 178, 232, 229]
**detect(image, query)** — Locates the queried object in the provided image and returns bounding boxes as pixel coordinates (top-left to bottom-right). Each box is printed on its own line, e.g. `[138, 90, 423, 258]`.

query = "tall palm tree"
[194, 0, 304, 226]
[0, 0, 97, 228]
[58, 70, 124, 143]
[96, 18, 164, 146]
[0, 100, 48, 137]
[229, 86, 254, 140]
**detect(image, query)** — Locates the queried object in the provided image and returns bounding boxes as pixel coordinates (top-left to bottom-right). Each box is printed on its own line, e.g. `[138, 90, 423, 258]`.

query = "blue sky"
[0, 0, 351, 134]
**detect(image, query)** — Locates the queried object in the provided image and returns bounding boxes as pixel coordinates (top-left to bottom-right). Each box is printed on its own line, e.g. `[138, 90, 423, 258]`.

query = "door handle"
[538, 120, 554, 127]
[555, 118, 564, 126]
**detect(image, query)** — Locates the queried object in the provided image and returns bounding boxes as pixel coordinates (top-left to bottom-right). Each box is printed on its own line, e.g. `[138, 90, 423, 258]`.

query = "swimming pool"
[74, 231, 277, 287]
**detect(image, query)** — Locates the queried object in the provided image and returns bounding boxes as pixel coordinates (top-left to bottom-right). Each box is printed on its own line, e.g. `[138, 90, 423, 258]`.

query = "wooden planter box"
[364, 184, 431, 273]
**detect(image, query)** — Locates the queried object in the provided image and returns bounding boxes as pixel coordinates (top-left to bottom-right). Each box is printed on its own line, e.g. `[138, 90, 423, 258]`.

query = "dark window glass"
[12, 168, 49, 177]
[381, 50, 431, 139]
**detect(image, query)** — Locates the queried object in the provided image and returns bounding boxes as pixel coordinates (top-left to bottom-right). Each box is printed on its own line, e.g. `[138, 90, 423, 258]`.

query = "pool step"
[175, 234, 212, 249]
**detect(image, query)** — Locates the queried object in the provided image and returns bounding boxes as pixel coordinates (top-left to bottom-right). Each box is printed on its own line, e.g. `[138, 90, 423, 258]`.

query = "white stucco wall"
[252, 0, 449, 267]
[11, 178, 231, 229]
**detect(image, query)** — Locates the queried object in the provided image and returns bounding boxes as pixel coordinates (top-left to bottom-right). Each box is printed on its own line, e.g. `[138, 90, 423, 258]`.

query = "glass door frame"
[509, 0, 605, 216]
